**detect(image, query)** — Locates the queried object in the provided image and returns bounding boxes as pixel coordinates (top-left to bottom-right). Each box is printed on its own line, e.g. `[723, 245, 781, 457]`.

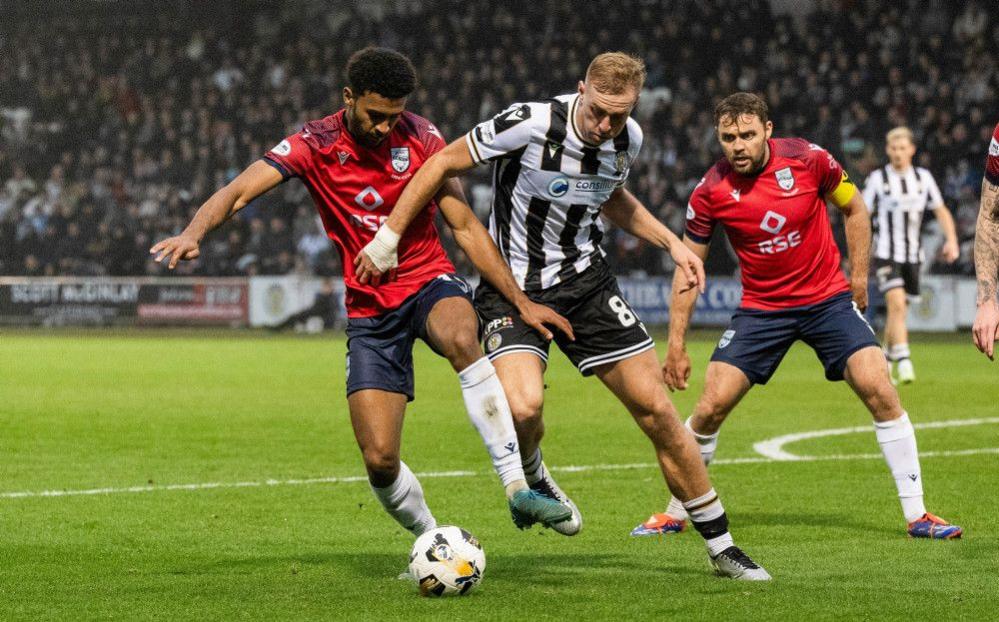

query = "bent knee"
[361, 445, 400, 478]
[507, 389, 544, 424]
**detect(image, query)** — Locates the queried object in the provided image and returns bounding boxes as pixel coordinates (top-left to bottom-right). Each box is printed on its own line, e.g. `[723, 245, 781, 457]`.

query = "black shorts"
[476, 258, 654, 376]
[345, 274, 473, 401]
[710, 291, 879, 385]
[875, 258, 920, 298]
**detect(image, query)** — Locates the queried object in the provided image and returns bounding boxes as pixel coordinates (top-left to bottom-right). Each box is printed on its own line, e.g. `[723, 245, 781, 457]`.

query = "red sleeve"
[262, 131, 314, 180]
[986, 122, 999, 185]
[685, 177, 715, 243]
[802, 142, 844, 195]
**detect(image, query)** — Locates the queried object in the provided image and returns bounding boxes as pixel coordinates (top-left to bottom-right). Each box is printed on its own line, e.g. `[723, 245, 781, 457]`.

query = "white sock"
[874, 412, 926, 522]
[370, 461, 437, 536]
[683, 488, 733, 557]
[889, 343, 911, 362]
[686, 415, 719, 465]
[522, 447, 544, 485]
[458, 357, 526, 489]
[665, 496, 688, 521]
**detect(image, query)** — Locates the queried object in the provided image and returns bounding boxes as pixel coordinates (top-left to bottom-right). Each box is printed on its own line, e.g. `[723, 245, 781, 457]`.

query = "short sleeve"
[684, 179, 715, 244]
[262, 131, 314, 180]
[922, 170, 944, 208]
[422, 121, 447, 158]
[803, 143, 845, 195]
[986, 124, 999, 185]
[614, 120, 643, 188]
[465, 102, 537, 165]
[862, 171, 880, 214]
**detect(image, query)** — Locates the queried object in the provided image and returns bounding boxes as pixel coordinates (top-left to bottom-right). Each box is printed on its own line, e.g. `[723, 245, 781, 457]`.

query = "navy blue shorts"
[710, 292, 878, 385]
[345, 274, 473, 401]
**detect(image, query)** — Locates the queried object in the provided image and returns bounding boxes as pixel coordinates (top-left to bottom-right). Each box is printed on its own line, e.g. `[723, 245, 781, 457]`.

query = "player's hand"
[662, 345, 692, 392]
[150, 234, 200, 269]
[355, 225, 401, 286]
[671, 244, 705, 294]
[851, 277, 868, 312]
[940, 239, 960, 263]
[517, 299, 574, 342]
[972, 299, 999, 360]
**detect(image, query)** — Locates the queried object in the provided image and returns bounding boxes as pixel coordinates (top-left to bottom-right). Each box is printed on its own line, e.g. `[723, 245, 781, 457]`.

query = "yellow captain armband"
[828, 170, 857, 207]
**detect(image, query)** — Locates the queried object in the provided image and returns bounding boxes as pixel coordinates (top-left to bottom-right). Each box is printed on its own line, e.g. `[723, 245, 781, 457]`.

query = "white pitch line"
[753, 416, 999, 461]
[1, 448, 996, 501]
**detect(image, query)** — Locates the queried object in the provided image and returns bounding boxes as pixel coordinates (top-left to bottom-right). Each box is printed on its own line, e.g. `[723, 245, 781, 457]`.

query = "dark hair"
[345, 47, 417, 99]
[714, 92, 769, 126]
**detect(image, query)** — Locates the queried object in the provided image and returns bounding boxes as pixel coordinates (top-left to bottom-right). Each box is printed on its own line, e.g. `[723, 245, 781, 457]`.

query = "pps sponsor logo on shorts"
[483, 315, 513, 337]
[718, 329, 735, 349]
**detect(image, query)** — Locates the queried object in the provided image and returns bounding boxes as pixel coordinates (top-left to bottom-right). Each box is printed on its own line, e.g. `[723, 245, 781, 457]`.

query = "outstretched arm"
[150, 160, 283, 269]
[973, 177, 999, 358]
[662, 237, 710, 391]
[355, 138, 477, 283]
[436, 179, 573, 341]
[601, 187, 705, 294]
[834, 188, 871, 311]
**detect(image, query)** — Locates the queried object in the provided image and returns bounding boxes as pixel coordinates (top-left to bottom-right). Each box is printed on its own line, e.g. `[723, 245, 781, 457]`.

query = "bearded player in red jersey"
[150, 48, 574, 545]
[972, 121, 999, 359]
[631, 93, 962, 540]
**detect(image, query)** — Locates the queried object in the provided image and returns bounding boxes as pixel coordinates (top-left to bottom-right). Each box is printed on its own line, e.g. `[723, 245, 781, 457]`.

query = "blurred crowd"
[0, 0, 995, 278]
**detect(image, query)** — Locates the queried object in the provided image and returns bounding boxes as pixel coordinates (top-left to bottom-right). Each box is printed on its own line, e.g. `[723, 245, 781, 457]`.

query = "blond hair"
[886, 126, 915, 145]
[585, 52, 646, 94]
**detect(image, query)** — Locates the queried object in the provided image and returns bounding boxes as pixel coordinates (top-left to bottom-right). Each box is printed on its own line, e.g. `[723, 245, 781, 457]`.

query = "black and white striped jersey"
[465, 93, 643, 291]
[862, 165, 944, 264]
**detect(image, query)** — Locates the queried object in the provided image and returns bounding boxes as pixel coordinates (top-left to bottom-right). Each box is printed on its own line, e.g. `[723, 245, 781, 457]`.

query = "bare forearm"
[453, 226, 529, 310]
[182, 185, 244, 241]
[385, 157, 450, 235]
[844, 209, 871, 281]
[936, 206, 958, 244]
[667, 270, 698, 349]
[603, 189, 676, 251]
[976, 180, 999, 305]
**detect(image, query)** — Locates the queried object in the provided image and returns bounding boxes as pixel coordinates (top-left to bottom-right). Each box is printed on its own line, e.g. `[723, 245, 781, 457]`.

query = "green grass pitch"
[2, 331, 996, 620]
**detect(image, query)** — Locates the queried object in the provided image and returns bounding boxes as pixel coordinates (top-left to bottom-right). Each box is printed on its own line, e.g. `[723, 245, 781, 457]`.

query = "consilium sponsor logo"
[548, 176, 569, 197]
[574, 179, 615, 193]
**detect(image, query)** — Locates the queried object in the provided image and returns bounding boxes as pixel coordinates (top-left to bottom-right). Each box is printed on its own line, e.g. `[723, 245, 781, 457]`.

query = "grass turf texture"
[1, 330, 996, 620]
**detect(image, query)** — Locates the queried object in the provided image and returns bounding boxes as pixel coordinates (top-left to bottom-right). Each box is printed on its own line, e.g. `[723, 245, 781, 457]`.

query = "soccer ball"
[408, 525, 486, 597]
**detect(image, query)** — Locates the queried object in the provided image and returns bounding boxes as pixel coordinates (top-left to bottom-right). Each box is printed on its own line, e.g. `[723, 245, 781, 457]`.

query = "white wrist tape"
[363, 225, 401, 272]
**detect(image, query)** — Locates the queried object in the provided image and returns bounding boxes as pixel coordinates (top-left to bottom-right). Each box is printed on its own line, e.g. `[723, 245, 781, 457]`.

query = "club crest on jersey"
[775, 167, 795, 191]
[614, 150, 630, 174]
[718, 329, 735, 349]
[390, 147, 410, 173]
[990, 137, 999, 157]
[548, 176, 569, 197]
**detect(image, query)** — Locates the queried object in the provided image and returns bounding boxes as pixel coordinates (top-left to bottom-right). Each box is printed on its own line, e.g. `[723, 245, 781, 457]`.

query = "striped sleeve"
[862, 171, 880, 214]
[465, 102, 537, 165]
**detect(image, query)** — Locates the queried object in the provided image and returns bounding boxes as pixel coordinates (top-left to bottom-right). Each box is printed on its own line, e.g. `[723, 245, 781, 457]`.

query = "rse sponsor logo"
[990, 137, 999, 157]
[272, 139, 291, 156]
[759, 210, 787, 235]
[758, 231, 802, 254]
[350, 213, 389, 232]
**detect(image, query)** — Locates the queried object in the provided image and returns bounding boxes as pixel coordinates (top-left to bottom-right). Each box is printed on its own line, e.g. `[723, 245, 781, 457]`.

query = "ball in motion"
[408, 525, 486, 596]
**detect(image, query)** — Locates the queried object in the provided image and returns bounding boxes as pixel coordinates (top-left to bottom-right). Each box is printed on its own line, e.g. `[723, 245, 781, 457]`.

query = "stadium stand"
[0, 0, 994, 278]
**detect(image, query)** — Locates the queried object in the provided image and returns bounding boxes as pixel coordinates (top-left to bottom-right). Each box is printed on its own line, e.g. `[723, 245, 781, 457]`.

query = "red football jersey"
[263, 110, 456, 318]
[986, 122, 999, 185]
[686, 138, 851, 310]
